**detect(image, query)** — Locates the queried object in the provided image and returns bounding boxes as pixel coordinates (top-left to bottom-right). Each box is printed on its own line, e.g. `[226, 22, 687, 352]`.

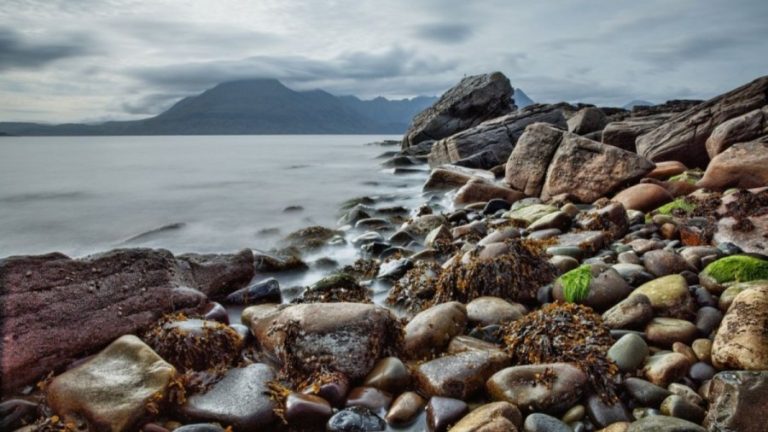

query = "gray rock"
[568, 107, 607, 135]
[627, 415, 705, 432]
[608, 333, 649, 372]
[523, 413, 571, 432]
[624, 377, 672, 407]
[602, 114, 671, 152]
[414, 348, 510, 399]
[705, 370, 768, 432]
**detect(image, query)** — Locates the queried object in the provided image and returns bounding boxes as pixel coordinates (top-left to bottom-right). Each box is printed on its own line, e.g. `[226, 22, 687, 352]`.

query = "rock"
[553, 264, 633, 311]
[423, 166, 495, 191]
[643, 250, 693, 278]
[624, 377, 672, 406]
[550, 255, 580, 273]
[451, 401, 522, 432]
[602, 294, 654, 329]
[180, 364, 277, 429]
[47, 335, 175, 432]
[694, 306, 722, 336]
[712, 284, 768, 370]
[523, 413, 571, 432]
[0, 399, 39, 431]
[645, 318, 698, 347]
[576, 202, 630, 241]
[454, 178, 525, 206]
[285, 393, 333, 428]
[586, 394, 632, 428]
[608, 333, 649, 372]
[327, 406, 386, 432]
[705, 105, 768, 158]
[346, 387, 393, 413]
[637, 75, 768, 167]
[224, 277, 281, 304]
[425, 225, 453, 249]
[612, 184, 673, 212]
[528, 211, 571, 232]
[403, 302, 467, 360]
[363, 357, 410, 395]
[705, 371, 768, 432]
[697, 138, 768, 189]
[647, 161, 689, 180]
[643, 353, 691, 387]
[630, 275, 695, 319]
[253, 251, 307, 273]
[0, 248, 252, 393]
[301, 373, 350, 408]
[602, 115, 670, 152]
[504, 123, 566, 196]
[713, 213, 768, 255]
[486, 363, 587, 414]
[626, 415, 705, 432]
[385, 392, 425, 426]
[414, 348, 510, 399]
[659, 395, 705, 424]
[568, 107, 608, 135]
[553, 231, 607, 255]
[282, 226, 342, 250]
[466, 296, 525, 326]
[483, 198, 513, 215]
[249, 303, 401, 382]
[403, 72, 513, 149]
[428, 104, 567, 169]
[425, 396, 468, 432]
[143, 318, 243, 372]
[506, 203, 558, 226]
[402, 214, 449, 238]
[541, 131, 656, 202]
[168, 424, 223, 432]
[691, 339, 712, 364]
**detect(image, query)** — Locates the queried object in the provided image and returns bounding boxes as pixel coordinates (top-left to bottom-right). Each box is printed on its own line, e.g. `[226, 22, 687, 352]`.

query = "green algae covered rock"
[700, 255, 768, 293]
[558, 264, 592, 303]
[646, 197, 697, 222]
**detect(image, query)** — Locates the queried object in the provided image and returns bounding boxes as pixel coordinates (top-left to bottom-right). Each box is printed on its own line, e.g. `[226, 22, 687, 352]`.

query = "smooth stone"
[523, 413, 571, 432]
[466, 296, 525, 326]
[659, 395, 705, 424]
[712, 283, 768, 370]
[47, 335, 176, 432]
[180, 363, 277, 430]
[486, 363, 587, 413]
[608, 333, 649, 372]
[550, 255, 580, 274]
[626, 415, 705, 432]
[377, 258, 414, 280]
[643, 353, 691, 387]
[612, 263, 655, 286]
[602, 294, 654, 329]
[363, 357, 410, 394]
[667, 383, 704, 407]
[704, 371, 768, 431]
[327, 406, 386, 432]
[285, 393, 333, 428]
[624, 377, 672, 407]
[385, 392, 425, 426]
[225, 277, 281, 304]
[631, 275, 695, 319]
[691, 339, 712, 364]
[346, 387, 393, 414]
[528, 211, 572, 232]
[0, 399, 38, 431]
[553, 264, 632, 311]
[694, 307, 722, 336]
[642, 250, 693, 277]
[612, 183, 673, 212]
[586, 394, 632, 428]
[483, 199, 512, 215]
[414, 348, 511, 399]
[561, 404, 585, 424]
[425, 396, 468, 432]
[645, 318, 698, 347]
[301, 374, 350, 408]
[172, 425, 224, 432]
[672, 343, 698, 366]
[451, 401, 523, 432]
[618, 251, 641, 265]
[201, 302, 229, 324]
[403, 302, 467, 360]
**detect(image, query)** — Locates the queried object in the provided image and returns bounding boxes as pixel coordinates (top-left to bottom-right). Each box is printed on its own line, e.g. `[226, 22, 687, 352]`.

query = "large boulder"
[454, 178, 525, 206]
[636, 75, 768, 168]
[402, 72, 514, 149]
[602, 114, 672, 152]
[47, 335, 176, 432]
[248, 302, 401, 382]
[696, 138, 768, 190]
[427, 104, 567, 169]
[705, 371, 768, 432]
[0, 248, 252, 394]
[567, 106, 607, 135]
[711, 284, 768, 370]
[705, 106, 768, 158]
[504, 123, 565, 196]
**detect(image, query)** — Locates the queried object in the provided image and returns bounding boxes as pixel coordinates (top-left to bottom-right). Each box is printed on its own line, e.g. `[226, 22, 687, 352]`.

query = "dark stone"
[586, 393, 632, 428]
[172, 425, 225, 432]
[0, 399, 38, 431]
[483, 199, 512, 215]
[225, 277, 281, 304]
[201, 302, 229, 324]
[425, 396, 468, 432]
[705, 370, 768, 432]
[523, 413, 571, 432]
[695, 306, 722, 336]
[363, 357, 410, 394]
[346, 387, 393, 414]
[327, 406, 386, 432]
[624, 377, 671, 407]
[688, 362, 715, 382]
[285, 393, 333, 428]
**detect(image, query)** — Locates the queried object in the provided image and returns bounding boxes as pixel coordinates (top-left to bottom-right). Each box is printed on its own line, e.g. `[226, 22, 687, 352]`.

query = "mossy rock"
[668, 169, 703, 184]
[557, 264, 592, 303]
[645, 197, 697, 222]
[700, 255, 768, 293]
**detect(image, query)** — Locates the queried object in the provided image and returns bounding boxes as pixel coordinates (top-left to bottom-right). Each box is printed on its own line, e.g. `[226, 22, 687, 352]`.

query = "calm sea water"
[0, 135, 428, 258]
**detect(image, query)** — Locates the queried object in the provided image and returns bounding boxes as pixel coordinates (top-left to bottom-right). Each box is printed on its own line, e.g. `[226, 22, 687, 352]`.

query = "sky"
[1, 0, 767, 123]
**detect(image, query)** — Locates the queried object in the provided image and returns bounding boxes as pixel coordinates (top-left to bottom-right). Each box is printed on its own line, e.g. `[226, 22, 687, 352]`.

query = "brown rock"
[602, 115, 671, 152]
[450, 401, 522, 432]
[568, 106, 607, 135]
[612, 184, 673, 212]
[486, 363, 587, 413]
[697, 138, 768, 190]
[704, 371, 768, 432]
[636, 75, 768, 168]
[646, 161, 688, 180]
[466, 296, 525, 326]
[712, 284, 768, 370]
[504, 122, 565, 197]
[705, 105, 768, 158]
[643, 353, 690, 387]
[385, 392, 425, 425]
[414, 348, 511, 399]
[642, 250, 693, 277]
[423, 166, 494, 191]
[454, 178, 525, 206]
[403, 302, 467, 360]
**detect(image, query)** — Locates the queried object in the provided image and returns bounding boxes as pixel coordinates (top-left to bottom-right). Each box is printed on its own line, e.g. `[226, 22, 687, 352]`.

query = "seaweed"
[386, 260, 443, 315]
[558, 264, 592, 303]
[292, 272, 372, 303]
[703, 255, 768, 284]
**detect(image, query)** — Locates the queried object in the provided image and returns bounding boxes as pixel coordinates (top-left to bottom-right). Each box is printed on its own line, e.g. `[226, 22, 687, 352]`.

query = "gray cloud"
[636, 34, 760, 68]
[0, 28, 96, 70]
[413, 23, 474, 44]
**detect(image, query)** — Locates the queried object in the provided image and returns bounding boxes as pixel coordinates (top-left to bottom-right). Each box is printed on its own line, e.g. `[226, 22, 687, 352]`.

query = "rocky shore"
[2, 71, 768, 432]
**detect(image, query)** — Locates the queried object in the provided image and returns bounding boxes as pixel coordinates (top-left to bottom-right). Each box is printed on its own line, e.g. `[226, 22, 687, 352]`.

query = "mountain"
[0, 79, 437, 136]
[623, 99, 654, 110]
[514, 88, 534, 108]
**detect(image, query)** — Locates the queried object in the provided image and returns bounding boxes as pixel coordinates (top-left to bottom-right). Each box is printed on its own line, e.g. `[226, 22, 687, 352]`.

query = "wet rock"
[630, 274, 695, 319]
[47, 335, 176, 432]
[385, 392, 425, 426]
[376, 258, 414, 281]
[643, 352, 691, 387]
[612, 183, 673, 212]
[423, 167, 494, 191]
[250, 303, 401, 382]
[414, 347, 510, 399]
[451, 401, 522, 432]
[425, 225, 453, 249]
[363, 357, 410, 394]
[704, 371, 768, 432]
[0, 249, 249, 392]
[296, 272, 371, 303]
[425, 396, 468, 432]
[403, 72, 513, 149]
[586, 394, 632, 428]
[171, 424, 224, 432]
[224, 277, 281, 304]
[608, 333, 649, 372]
[285, 393, 333, 428]
[301, 372, 350, 408]
[403, 302, 467, 359]
[282, 226, 342, 250]
[624, 377, 672, 407]
[602, 294, 654, 329]
[327, 406, 386, 432]
[523, 413, 571, 432]
[576, 202, 630, 241]
[0, 399, 38, 431]
[659, 395, 705, 424]
[697, 138, 768, 189]
[466, 296, 525, 326]
[553, 264, 633, 311]
[487, 363, 587, 414]
[712, 283, 768, 370]
[626, 415, 705, 432]
[346, 386, 393, 413]
[454, 178, 525, 206]
[636, 75, 768, 168]
[402, 214, 448, 238]
[645, 318, 698, 347]
[483, 198, 513, 215]
[201, 302, 228, 324]
[253, 251, 308, 273]
[643, 250, 694, 277]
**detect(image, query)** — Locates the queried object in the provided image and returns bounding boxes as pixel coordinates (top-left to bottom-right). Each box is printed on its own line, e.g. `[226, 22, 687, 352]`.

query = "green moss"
[703, 255, 768, 284]
[668, 169, 703, 184]
[558, 264, 592, 303]
[646, 197, 697, 222]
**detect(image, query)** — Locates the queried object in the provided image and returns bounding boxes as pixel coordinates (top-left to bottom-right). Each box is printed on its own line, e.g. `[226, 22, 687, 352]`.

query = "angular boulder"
[504, 123, 565, 197]
[567, 106, 607, 135]
[696, 138, 768, 190]
[636, 75, 768, 168]
[712, 284, 768, 370]
[402, 72, 513, 149]
[428, 104, 566, 169]
[705, 105, 768, 158]
[704, 371, 768, 432]
[0, 248, 252, 393]
[602, 114, 671, 152]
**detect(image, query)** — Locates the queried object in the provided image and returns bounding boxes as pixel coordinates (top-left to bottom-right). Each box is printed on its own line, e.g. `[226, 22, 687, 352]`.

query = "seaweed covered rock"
[143, 316, 243, 372]
[249, 303, 402, 383]
[386, 260, 443, 315]
[432, 239, 556, 305]
[292, 272, 371, 303]
[699, 255, 768, 293]
[553, 264, 632, 311]
[502, 302, 618, 400]
[281, 226, 342, 251]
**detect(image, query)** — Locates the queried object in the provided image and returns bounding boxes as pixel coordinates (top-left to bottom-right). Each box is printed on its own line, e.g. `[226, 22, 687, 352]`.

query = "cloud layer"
[1, 0, 767, 122]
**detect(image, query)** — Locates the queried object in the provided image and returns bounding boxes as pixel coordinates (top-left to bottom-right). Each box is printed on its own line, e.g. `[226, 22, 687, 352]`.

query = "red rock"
[646, 161, 687, 180]
[697, 138, 768, 190]
[612, 184, 673, 212]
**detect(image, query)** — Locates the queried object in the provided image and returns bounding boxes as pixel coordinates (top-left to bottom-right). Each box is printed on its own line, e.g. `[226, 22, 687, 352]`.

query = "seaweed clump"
[432, 238, 556, 305]
[503, 302, 618, 401]
[292, 272, 371, 303]
[703, 255, 768, 284]
[386, 260, 443, 315]
[282, 226, 341, 250]
[558, 264, 592, 303]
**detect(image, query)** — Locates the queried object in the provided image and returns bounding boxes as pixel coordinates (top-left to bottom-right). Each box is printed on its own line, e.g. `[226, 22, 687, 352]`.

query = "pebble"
[694, 306, 722, 336]
[608, 333, 649, 372]
[363, 357, 410, 394]
[586, 393, 632, 428]
[691, 339, 712, 364]
[561, 404, 585, 424]
[643, 352, 691, 387]
[346, 387, 393, 414]
[466, 296, 525, 326]
[171, 425, 224, 432]
[327, 406, 386, 432]
[403, 302, 467, 359]
[425, 396, 468, 432]
[385, 392, 425, 426]
[285, 392, 333, 427]
[224, 277, 281, 304]
[450, 401, 522, 432]
[486, 363, 587, 413]
[624, 377, 671, 407]
[626, 415, 705, 432]
[523, 413, 571, 432]
[645, 317, 698, 347]
[602, 294, 654, 329]
[660, 395, 706, 424]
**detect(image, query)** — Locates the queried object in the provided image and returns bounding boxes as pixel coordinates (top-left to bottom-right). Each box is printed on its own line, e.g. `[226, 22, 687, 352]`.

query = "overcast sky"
[1, 0, 766, 123]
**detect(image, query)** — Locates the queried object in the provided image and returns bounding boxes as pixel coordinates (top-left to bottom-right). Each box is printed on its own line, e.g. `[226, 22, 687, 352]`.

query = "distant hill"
[623, 99, 654, 110]
[0, 79, 437, 136]
[514, 88, 534, 108]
